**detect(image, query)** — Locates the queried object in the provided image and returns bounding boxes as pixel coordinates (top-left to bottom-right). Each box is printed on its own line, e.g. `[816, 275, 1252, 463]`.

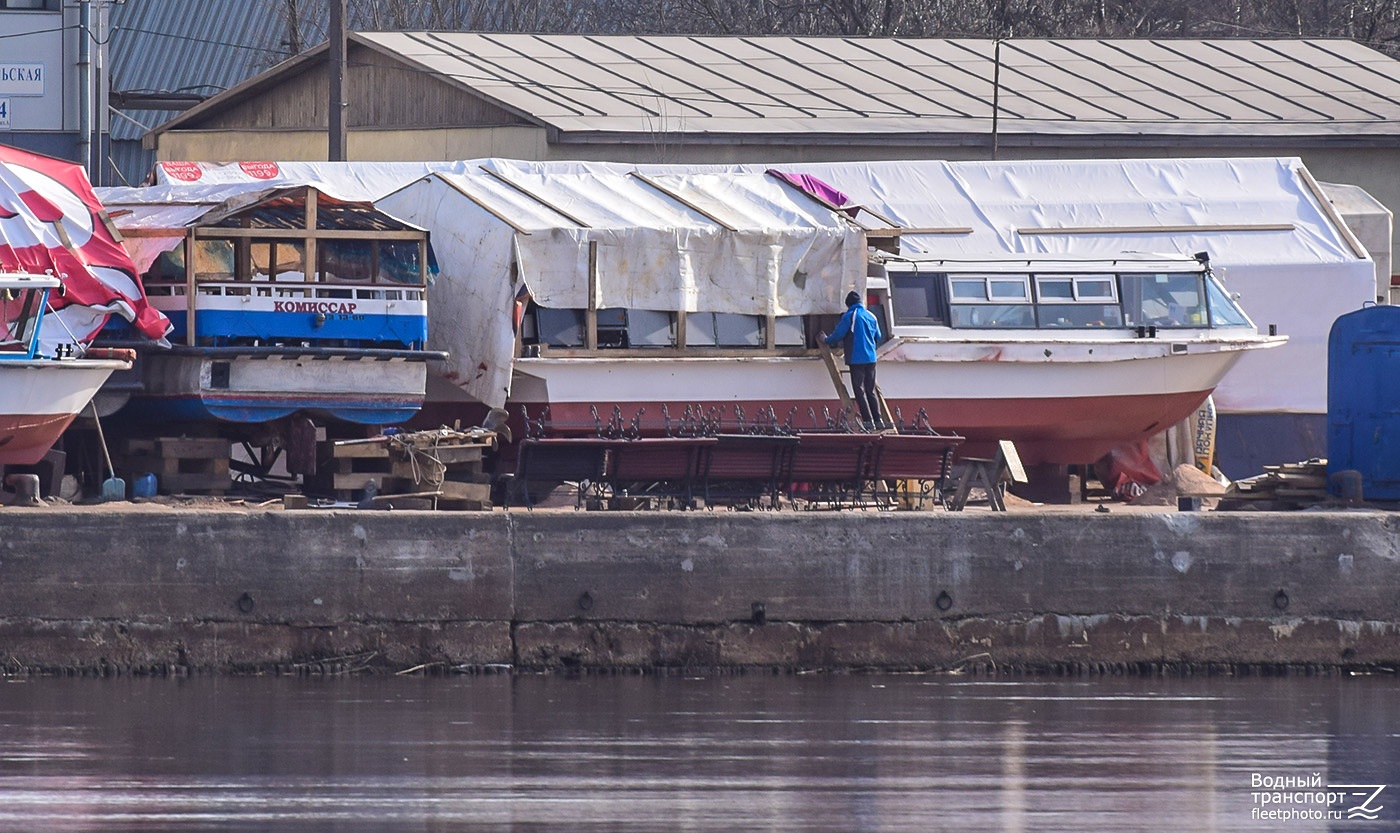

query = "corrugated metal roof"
[108, 0, 290, 142]
[340, 33, 1400, 140]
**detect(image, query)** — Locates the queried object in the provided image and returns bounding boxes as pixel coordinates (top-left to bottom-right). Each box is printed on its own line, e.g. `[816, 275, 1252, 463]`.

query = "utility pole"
[77, 0, 92, 174]
[990, 37, 1002, 162]
[328, 0, 347, 161]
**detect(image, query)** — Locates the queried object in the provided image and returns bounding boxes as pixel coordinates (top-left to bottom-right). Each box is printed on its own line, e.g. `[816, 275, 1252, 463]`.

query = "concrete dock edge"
[0, 508, 1396, 673]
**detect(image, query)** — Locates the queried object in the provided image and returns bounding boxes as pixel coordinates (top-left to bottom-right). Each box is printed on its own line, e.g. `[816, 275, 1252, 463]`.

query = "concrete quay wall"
[0, 509, 1397, 673]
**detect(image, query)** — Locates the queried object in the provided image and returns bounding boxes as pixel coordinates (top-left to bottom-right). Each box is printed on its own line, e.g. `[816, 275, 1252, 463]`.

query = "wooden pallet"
[312, 428, 496, 510]
[116, 437, 233, 496]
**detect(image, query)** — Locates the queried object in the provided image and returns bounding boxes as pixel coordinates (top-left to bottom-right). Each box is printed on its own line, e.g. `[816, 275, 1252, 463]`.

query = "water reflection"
[0, 674, 1393, 831]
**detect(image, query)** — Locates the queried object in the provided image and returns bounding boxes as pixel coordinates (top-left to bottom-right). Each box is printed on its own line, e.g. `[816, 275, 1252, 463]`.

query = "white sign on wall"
[0, 64, 44, 96]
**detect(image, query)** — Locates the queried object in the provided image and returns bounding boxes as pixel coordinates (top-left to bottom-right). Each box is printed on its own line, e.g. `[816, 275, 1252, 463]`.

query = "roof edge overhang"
[550, 129, 1400, 150]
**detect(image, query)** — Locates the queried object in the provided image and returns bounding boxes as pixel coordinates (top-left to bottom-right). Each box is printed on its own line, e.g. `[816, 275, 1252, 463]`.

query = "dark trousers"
[849, 363, 881, 424]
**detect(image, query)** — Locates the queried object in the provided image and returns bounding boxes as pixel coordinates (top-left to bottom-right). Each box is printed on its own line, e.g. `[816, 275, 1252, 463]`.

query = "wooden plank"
[192, 227, 427, 241]
[431, 444, 485, 465]
[629, 172, 739, 231]
[157, 438, 230, 459]
[480, 166, 592, 228]
[330, 443, 391, 459]
[1019, 223, 1294, 235]
[332, 472, 383, 490]
[1296, 165, 1369, 260]
[438, 481, 492, 501]
[879, 227, 973, 235]
[391, 457, 447, 482]
[436, 497, 493, 512]
[816, 336, 853, 413]
[438, 175, 533, 235]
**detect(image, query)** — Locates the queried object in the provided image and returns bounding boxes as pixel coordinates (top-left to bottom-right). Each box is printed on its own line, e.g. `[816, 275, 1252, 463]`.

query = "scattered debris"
[1218, 459, 1329, 511]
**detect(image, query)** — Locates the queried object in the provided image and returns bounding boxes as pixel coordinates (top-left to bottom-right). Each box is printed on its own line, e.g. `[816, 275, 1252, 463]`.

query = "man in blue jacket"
[825, 290, 885, 429]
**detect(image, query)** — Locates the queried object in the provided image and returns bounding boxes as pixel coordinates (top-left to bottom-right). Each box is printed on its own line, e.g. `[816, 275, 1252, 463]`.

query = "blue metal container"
[1328, 305, 1400, 499]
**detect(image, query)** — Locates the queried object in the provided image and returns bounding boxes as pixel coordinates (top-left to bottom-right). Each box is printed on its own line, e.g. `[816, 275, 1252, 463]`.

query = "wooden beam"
[1295, 165, 1369, 260]
[304, 188, 318, 284]
[585, 240, 598, 351]
[1019, 223, 1294, 235]
[480, 166, 591, 228]
[875, 227, 973, 235]
[628, 172, 738, 231]
[189, 227, 427, 241]
[184, 232, 197, 347]
[440, 175, 533, 235]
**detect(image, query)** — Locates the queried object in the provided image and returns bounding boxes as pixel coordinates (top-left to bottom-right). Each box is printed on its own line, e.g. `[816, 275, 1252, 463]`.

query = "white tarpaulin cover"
[378, 170, 865, 407]
[147, 156, 1376, 416]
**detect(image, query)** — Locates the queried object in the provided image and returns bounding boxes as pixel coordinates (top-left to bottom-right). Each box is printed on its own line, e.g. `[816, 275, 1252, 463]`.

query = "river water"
[0, 672, 1395, 832]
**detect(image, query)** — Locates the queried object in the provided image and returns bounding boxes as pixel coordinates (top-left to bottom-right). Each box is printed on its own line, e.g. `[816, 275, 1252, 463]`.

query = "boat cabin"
[873, 254, 1258, 338]
[518, 252, 1259, 359]
[113, 186, 432, 351]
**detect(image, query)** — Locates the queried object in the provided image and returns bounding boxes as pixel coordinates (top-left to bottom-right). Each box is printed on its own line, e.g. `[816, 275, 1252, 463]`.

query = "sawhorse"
[947, 440, 1027, 511]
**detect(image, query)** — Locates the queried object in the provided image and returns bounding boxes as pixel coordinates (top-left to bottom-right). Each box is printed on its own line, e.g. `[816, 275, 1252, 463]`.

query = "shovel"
[90, 402, 125, 502]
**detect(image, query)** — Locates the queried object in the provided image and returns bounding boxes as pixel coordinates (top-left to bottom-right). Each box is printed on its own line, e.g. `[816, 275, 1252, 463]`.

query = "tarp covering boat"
[0, 145, 170, 351]
[376, 169, 865, 407]
[146, 156, 1375, 423]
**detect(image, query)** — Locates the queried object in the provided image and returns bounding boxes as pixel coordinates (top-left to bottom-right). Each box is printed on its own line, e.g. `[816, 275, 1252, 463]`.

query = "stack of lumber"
[315, 427, 496, 510]
[1219, 459, 1329, 510]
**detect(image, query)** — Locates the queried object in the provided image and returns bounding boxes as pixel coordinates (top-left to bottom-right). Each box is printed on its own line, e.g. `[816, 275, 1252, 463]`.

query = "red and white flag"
[0, 144, 171, 347]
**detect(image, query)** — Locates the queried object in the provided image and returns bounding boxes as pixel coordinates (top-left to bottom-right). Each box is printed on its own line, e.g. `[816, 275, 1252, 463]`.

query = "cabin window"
[774, 315, 805, 346]
[1033, 275, 1124, 328]
[318, 240, 374, 282]
[0, 287, 41, 351]
[627, 309, 676, 347]
[1205, 277, 1252, 327]
[889, 271, 947, 326]
[249, 241, 307, 283]
[142, 241, 236, 285]
[530, 307, 586, 347]
[947, 274, 1034, 328]
[1120, 272, 1207, 328]
[687, 312, 765, 348]
[525, 306, 678, 348]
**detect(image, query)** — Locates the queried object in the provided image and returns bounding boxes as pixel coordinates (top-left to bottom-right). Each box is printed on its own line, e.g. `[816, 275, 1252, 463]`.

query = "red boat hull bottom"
[0, 411, 80, 466]
[416, 388, 1213, 467]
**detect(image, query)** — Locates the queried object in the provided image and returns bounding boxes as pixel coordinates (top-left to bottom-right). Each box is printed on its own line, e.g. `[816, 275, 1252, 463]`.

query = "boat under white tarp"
[377, 169, 866, 408]
[142, 156, 1377, 473]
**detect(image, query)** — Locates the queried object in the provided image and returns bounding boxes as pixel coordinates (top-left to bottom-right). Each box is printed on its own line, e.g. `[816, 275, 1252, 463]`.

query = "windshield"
[1205, 275, 1254, 328]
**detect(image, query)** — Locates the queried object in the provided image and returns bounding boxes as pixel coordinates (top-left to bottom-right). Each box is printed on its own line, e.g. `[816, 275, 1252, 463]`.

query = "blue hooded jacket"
[825, 295, 881, 365]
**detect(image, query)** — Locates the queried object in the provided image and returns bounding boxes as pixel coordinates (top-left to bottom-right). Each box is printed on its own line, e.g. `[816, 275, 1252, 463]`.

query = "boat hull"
[506, 335, 1278, 465]
[0, 359, 129, 465]
[124, 349, 430, 425]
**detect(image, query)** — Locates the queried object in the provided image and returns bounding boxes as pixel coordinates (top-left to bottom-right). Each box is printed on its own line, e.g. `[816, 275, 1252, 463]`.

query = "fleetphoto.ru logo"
[1251, 773, 1386, 821]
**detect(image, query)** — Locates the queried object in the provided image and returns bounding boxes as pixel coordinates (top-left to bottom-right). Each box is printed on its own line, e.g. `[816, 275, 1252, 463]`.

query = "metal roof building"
[106, 0, 290, 184]
[144, 33, 1400, 265]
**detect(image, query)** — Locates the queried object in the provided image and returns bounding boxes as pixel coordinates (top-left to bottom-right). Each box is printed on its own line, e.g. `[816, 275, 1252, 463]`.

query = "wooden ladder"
[817, 336, 896, 429]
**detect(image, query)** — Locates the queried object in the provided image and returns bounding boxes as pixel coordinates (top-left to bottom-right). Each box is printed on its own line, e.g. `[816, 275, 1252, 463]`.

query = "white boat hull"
[0, 359, 130, 465]
[509, 333, 1282, 465]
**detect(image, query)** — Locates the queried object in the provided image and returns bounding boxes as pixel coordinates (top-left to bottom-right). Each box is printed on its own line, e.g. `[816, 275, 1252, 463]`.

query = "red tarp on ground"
[0, 144, 169, 344]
